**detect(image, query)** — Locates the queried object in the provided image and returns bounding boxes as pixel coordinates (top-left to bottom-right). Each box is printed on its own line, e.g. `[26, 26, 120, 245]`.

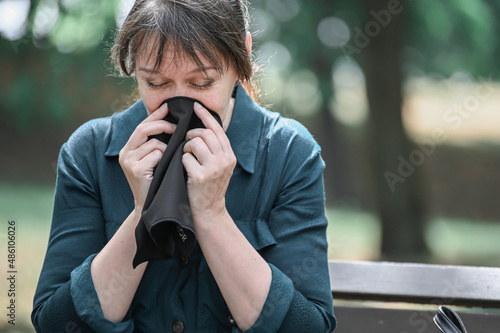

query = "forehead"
[137, 45, 198, 71]
[135, 34, 226, 75]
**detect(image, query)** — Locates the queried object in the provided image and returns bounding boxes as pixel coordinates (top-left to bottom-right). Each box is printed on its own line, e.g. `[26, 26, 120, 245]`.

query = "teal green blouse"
[32, 86, 337, 332]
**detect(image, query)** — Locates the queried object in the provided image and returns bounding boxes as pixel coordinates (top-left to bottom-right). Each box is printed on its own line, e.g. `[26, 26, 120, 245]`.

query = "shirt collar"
[104, 84, 263, 174]
[104, 99, 148, 157]
[226, 84, 262, 174]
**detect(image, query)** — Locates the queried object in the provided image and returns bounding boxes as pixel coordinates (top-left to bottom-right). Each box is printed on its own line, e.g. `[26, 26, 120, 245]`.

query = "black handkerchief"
[132, 97, 222, 268]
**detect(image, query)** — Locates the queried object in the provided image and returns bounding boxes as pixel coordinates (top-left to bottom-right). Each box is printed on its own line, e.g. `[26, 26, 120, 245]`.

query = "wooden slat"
[329, 260, 500, 307]
[333, 306, 500, 333]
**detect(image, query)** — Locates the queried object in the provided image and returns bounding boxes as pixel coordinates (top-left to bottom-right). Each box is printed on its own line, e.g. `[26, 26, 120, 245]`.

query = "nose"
[170, 84, 191, 99]
[158, 86, 187, 107]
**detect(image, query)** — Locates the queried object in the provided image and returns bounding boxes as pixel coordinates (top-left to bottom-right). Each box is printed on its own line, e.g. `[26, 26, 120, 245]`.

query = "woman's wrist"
[133, 204, 143, 215]
[193, 207, 232, 235]
[125, 207, 142, 229]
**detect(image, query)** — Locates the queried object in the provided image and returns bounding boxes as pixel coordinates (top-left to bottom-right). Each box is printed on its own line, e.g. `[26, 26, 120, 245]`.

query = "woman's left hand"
[182, 102, 236, 224]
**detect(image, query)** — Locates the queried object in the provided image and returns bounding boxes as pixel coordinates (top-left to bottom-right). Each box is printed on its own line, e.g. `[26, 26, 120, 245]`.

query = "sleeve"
[31, 127, 134, 332]
[237, 126, 337, 333]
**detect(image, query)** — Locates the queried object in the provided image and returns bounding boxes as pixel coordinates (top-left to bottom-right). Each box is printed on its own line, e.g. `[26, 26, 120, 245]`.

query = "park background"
[1, 0, 500, 331]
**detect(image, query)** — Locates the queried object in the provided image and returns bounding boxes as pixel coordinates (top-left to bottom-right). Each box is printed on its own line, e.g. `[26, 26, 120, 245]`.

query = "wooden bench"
[328, 260, 500, 332]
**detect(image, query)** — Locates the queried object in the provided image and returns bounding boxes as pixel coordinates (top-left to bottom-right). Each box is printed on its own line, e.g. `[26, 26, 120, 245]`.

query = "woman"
[32, 0, 337, 332]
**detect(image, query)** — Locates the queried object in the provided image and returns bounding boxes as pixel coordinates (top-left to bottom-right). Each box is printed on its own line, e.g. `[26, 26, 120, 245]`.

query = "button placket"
[172, 320, 185, 333]
[228, 315, 237, 326]
[179, 255, 189, 266]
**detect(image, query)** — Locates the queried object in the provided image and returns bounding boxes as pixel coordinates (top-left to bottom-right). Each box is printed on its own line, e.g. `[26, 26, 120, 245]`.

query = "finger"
[185, 128, 222, 155]
[134, 138, 167, 161]
[140, 149, 164, 173]
[183, 137, 213, 165]
[143, 102, 169, 123]
[193, 102, 232, 152]
[119, 138, 166, 170]
[182, 152, 202, 175]
[126, 121, 176, 150]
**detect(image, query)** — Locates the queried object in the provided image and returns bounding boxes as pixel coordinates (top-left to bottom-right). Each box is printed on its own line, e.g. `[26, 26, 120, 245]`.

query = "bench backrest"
[328, 260, 500, 332]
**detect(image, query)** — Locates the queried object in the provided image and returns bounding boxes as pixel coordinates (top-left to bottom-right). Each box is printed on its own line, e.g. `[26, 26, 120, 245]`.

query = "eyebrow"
[137, 66, 217, 75]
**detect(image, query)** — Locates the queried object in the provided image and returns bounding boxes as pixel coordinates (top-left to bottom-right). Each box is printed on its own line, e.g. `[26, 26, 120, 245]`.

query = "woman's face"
[135, 46, 239, 129]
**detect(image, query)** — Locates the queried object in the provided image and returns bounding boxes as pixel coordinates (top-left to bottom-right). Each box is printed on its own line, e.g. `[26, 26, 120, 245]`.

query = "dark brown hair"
[111, 0, 259, 100]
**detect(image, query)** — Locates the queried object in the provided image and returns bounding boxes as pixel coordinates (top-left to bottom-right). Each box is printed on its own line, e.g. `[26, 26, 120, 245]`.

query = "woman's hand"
[119, 103, 176, 210]
[183, 102, 237, 223]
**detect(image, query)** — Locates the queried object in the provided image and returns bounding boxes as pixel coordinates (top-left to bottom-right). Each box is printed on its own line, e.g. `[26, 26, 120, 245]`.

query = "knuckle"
[222, 154, 236, 168]
[205, 129, 216, 139]
[192, 173, 206, 184]
[228, 154, 237, 167]
[192, 137, 204, 147]
[145, 138, 162, 152]
[209, 168, 219, 179]
[130, 163, 142, 177]
[118, 152, 129, 168]
[153, 139, 166, 151]
[136, 123, 148, 137]
[152, 149, 163, 160]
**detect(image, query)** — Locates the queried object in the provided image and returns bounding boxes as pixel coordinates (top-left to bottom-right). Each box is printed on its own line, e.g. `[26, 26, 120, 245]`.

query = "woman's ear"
[245, 31, 252, 56]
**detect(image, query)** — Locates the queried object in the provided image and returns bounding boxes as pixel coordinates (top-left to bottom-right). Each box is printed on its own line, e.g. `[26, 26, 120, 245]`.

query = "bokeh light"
[331, 56, 368, 126]
[0, 0, 30, 40]
[317, 16, 351, 49]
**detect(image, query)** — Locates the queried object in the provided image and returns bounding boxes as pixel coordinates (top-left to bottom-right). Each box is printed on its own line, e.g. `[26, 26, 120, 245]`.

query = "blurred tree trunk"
[290, 1, 351, 204]
[309, 54, 349, 203]
[362, 0, 429, 260]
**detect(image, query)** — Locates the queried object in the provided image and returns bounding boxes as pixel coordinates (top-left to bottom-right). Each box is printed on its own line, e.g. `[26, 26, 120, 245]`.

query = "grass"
[426, 217, 500, 265]
[327, 207, 500, 266]
[0, 183, 53, 331]
[1, 182, 499, 331]
[326, 208, 381, 260]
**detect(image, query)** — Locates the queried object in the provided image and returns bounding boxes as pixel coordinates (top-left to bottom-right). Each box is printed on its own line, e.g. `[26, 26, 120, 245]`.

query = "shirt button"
[172, 320, 185, 333]
[179, 256, 189, 266]
[228, 315, 236, 326]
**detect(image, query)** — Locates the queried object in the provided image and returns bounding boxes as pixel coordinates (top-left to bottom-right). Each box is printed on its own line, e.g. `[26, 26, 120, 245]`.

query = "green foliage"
[48, 0, 117, 53]
[409, 0, 497, 78]
[4, 72, 37, 130]
[0, 0, 123, 131]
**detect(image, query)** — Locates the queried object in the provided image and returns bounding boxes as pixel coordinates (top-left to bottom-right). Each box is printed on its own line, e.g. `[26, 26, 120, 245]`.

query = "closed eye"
[146, 80, 166, 89]
[191, 80, 215, 90]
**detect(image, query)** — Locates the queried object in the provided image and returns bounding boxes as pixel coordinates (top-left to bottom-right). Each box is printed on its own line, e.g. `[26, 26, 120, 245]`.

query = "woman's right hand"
[119, 103, 176, 210]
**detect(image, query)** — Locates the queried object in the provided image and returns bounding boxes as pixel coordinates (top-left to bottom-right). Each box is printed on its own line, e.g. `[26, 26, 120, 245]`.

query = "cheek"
[202, 82, 236, 114]
[138, 86, 166, 114]
[200, 94, 230, 119]
[202, 97, 223, 113]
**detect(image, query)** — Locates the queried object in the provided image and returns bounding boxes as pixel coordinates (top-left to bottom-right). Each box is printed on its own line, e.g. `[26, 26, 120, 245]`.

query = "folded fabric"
[133, 97, 222, 268]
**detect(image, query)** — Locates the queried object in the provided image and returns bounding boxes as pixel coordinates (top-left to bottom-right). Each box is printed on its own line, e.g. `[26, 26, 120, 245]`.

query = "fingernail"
[194, 102, 202, 111]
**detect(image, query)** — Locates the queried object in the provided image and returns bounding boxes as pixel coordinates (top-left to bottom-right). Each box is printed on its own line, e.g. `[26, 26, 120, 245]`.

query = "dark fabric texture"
[32, 282, 94, 333]
[133, 97, 222, 268]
